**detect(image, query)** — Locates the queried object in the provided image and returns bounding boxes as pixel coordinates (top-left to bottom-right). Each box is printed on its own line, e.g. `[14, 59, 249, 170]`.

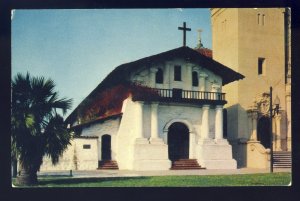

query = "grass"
[12, 172, 291, 187]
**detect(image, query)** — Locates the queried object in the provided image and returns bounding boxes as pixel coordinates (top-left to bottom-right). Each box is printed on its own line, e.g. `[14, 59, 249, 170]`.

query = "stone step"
[273, 155, 291, 157]
[273, 158, 292, 162]
[273, 165, 291, 168]
[273, 151, 291, 168]
[172, 161, 199, 164]
[170, 159, 205, 170]
[171, 167, 205, 170]
[98, 160, 119, 170]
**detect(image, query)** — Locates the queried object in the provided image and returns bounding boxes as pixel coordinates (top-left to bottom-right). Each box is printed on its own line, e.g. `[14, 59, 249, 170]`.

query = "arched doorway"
[101, 135, 111, 160]
[168, 122, 189, 161]
[257, 116, 271, 148]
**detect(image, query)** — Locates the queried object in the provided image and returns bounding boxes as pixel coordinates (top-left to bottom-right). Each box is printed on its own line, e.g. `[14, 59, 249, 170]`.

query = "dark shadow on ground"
[37, 176, 148, 186]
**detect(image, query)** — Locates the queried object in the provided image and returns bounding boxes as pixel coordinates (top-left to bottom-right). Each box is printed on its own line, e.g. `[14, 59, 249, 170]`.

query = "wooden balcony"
[132, 88, 227, 105]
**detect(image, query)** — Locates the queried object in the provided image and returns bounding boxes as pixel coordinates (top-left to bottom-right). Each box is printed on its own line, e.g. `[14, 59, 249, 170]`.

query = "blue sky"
[12, 9, 212, 117]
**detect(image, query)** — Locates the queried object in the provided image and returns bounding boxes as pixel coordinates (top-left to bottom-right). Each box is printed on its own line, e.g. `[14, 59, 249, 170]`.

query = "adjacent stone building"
[211, 8, 291, 168]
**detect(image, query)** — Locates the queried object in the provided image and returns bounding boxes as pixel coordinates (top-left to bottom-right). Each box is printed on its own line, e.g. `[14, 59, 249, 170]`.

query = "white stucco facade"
[40, 47, 241, 171]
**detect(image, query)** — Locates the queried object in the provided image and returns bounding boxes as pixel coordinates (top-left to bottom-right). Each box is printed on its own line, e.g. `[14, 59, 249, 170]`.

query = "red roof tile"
[194, 47, 213, 58]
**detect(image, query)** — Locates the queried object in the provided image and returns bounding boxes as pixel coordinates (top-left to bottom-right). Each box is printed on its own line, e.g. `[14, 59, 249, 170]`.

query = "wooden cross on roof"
[178, 22, 191, 47]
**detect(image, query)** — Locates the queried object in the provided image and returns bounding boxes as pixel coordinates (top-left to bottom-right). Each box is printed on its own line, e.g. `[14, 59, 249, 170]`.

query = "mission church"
[39, 8, 291, 171]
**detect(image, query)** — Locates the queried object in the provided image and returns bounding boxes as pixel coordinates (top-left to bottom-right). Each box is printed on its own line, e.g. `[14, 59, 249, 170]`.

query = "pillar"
[275, 114, 282, 151]
[201, 105, 210, 139]
[149, 68, 158, 88]
[135, 101, 148, 144]
[215, 105, 223, 140]
[286, 88, 291, 151]
[189, 132, 196, 158]
[186, 63, 193, 92]
[247, 110, 258, 141]
[150, 103, 164, 144]
[164, 64, 170, 89]
[247, 111, 253, 140]
[211, 84, 220, 100]
[252, 112, 258, 141]
[199, 72, 208, 92]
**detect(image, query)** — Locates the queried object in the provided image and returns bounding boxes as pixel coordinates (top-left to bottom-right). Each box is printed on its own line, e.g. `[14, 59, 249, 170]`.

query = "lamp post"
[269, 87, 280, 173]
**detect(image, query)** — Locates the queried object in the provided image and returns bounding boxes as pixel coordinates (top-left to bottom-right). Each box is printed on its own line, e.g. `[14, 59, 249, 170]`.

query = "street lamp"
[269, 87, 280, 173]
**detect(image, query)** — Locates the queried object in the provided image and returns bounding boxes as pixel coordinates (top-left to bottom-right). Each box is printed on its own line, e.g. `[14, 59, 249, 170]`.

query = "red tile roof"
[194, 47, 213, 58]
[66, 46, 243, 125]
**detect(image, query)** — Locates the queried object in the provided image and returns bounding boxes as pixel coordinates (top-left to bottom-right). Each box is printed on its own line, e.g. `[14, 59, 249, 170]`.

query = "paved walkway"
[38, 168, 291, 178]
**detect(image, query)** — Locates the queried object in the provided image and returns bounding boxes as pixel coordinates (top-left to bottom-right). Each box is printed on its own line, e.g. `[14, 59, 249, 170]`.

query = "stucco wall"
[130, 59, 222, 92]
[40, 140, 76, 171]
[74, 138, 99, 170]
[116, 98, 139, 170]
[81, 118, 121, 160]
[39, 137, 98, 171]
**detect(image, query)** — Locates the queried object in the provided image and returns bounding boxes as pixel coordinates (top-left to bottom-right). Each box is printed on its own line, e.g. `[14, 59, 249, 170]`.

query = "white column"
[215, 105, 223, 140]
[163, 64, 169, 89]
[165, 62, 172, 89]
[275, 114, 282, 151]
[149, 68, 158, 88]
[135, 101, 148, 144]
[186, 63, 193, 92]
[189, 132, 196, 158]
[211, 84, 220, 100]
[199, 73, 208, 92]
[150, 103, 159, 138]
[201, 105, 210, 139]
[150, 103, 164, 144]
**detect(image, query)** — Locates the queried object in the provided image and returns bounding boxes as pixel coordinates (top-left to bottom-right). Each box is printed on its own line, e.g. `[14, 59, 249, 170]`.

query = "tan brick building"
[211, 8, 291, 168]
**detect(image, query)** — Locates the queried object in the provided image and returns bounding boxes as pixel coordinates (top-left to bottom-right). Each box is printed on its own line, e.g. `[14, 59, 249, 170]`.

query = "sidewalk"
[38, 168, 291, 178]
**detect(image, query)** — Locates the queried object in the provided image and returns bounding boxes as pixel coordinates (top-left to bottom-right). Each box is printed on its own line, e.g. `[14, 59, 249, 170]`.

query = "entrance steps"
[98, 160, 119, 170]
[273, 151, 291, 168]
[170, 159, 205, 170]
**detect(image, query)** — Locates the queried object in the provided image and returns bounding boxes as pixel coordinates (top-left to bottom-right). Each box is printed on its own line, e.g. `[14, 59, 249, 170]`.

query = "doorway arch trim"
[163, 119, 195, 133]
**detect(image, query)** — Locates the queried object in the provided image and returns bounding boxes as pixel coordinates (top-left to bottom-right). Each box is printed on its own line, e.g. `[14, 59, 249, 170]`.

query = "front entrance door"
[168, 122, 189, 161]
[101, 135, 111, 160]
[257, 116, 271, 148]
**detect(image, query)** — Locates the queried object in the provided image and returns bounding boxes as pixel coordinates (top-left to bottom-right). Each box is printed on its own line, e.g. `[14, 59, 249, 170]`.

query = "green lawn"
[13, 173, 291, 187]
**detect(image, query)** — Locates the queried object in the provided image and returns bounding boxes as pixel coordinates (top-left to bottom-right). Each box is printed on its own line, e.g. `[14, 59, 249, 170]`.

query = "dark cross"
[178, 22, 191, 47]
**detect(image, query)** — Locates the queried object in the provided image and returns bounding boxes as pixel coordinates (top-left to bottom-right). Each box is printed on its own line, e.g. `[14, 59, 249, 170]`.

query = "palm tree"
[11, 72, 72, 185]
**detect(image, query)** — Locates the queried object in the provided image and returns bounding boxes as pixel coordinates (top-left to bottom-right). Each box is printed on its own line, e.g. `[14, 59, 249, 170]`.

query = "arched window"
[192, 71, 199, 86]
[155, 68, 163, 84]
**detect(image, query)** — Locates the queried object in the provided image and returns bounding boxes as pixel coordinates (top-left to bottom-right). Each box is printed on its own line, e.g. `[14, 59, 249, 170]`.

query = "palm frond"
[43, 115, 71, 165]
[12, 72, 73, 171]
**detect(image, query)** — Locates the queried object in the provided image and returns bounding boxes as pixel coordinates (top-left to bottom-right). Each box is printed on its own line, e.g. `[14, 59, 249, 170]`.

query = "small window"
[258, 58, 266, 75]
[155, 68, 163, 84]
[258, 14, 260, 24]
[174, 65, 181, 81]
[262, 14, 265, 26]
[83, 144, 91, 149]
[192, 71, 199, 86]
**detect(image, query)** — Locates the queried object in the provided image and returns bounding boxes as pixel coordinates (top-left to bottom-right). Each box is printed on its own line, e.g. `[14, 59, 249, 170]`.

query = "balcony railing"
[132, 87, 226, 103]
[156, 88, 225, 101]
